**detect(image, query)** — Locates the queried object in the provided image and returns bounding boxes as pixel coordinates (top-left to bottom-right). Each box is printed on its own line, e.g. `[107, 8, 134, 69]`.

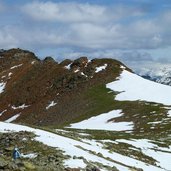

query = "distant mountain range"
[137, 66, 171, 86]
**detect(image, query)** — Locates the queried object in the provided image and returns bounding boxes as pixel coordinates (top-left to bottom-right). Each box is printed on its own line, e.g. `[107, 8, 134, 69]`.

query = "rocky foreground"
[0, 131, 100, 171]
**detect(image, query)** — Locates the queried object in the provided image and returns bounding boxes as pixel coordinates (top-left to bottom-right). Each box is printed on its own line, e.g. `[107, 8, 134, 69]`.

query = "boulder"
[71, 57, 88, 68]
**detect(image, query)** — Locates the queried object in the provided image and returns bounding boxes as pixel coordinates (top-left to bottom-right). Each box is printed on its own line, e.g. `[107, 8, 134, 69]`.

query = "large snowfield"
[107, 70, 171, 106]
[69, 109, 134, 131]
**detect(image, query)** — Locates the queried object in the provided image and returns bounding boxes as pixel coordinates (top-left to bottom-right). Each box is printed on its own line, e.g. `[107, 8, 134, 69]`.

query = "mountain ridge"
[0, 48, 129, 126]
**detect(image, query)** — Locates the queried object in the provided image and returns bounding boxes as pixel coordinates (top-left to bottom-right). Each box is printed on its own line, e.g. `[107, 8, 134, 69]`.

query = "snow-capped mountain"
[136, 65, 171, 86]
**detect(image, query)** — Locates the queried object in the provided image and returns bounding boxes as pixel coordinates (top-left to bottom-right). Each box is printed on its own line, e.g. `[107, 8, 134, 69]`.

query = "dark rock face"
[44, 56, 56, 63]
[71, 57, 88, 68]
[0, 48, 128, 127]
[60, 59, 72, 67]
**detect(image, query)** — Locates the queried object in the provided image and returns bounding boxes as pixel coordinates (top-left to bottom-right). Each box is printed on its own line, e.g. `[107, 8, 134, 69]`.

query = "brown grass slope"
[0, 48, 129, 127]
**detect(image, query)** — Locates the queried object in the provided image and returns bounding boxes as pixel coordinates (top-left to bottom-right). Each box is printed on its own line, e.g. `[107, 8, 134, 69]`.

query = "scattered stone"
[23, 161, 36, 170]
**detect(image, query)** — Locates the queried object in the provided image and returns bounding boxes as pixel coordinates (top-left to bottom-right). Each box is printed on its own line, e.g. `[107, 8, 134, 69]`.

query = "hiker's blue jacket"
[13, 148, 21, 160]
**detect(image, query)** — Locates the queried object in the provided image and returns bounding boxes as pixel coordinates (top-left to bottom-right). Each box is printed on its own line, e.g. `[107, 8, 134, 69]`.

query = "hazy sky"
[0, 0, 171, 67]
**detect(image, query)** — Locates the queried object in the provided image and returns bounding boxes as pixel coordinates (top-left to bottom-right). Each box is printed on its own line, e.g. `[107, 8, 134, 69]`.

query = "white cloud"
[22, 2, 109, 23]
[21, 2, 146, 23]
[0, 1, 171, 67]
[18, 1, 171, 51]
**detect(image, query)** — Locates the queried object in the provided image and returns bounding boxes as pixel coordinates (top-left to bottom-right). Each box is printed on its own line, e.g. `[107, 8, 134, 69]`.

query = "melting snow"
[147, 121, 163, 125]
[8, 72, 12, 77]
[0, 122, 168, 170]
[0, 82, 6, 94]
[31, 61, 36, 64]
[0, 109, 7, 116]
[0, 122, 129, 171]
[64, 158, 87, 169]
[5, 113, 20, 123]
[120, 65, 126, 69]
[74, 69, 80, 73]
[95, 64, 107, 73]
[81, 72, 88, 77]
[107, 70, 171, 105]
[21, 153, 38, 159]
[116, 138, 171, 170]
[1, 75, 5, 79]
[167, 110, 171, 117]
[46, 101, 57, 110]
[11, 104, 29, 110]
[69, 110, 133, 131]
[10, 64, 23, 70]
[65, 63, 71, 70]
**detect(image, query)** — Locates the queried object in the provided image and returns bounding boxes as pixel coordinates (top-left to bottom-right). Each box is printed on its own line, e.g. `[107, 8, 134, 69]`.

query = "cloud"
[65, 20, 163, 50]
[21, 1, 147, 23]
[19, 2, 169, 50]
[22, 2, 109, 23]
[0, 2, 170, 51]
[0, 0, 171, 69]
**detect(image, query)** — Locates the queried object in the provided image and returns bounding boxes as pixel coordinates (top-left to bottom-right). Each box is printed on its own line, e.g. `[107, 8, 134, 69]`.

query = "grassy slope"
[63, 84, 171, 136]
[68, 85, 117, 124]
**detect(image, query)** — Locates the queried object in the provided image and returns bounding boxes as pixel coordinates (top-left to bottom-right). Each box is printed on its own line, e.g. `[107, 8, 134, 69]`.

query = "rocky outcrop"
[44, 56, 57, 63]
[0, 132, 67, 171]
[0, 131, 102, 171]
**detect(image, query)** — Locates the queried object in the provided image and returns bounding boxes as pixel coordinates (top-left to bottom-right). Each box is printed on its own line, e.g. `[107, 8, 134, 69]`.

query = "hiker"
[13, 147, 21, 160]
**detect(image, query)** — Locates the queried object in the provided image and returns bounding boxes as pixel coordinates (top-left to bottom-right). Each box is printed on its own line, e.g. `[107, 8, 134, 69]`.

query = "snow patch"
[21, 153, 38, 159]
[148, 121, 162, 125]
[107, 70, 171, 105]
[1, 75, 5, 79]
[120, 65, 126, 69]
[167, 110, 171, 117]
[11, 104, 29, 110]
[10, 64, 23, 70]
[95, 64, 107, 73]
[68, 110, 133, 131]
[8, 72, 12, 77]
[81, 72, 88, 77]
[5, 113, 21, 123]
[0, 82, 6, 94]
[46, 101, 57, 110]
[116, 138, 171, 170]
[0, 109, 7, 116]
[65, 63, 71, 70]
[31, 61, 36, 64]
[64, 158, 86, 169]
[74, 69, 80, 73]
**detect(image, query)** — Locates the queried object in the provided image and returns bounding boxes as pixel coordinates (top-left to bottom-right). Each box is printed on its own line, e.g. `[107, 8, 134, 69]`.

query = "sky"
[1, 0, 171, 70]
